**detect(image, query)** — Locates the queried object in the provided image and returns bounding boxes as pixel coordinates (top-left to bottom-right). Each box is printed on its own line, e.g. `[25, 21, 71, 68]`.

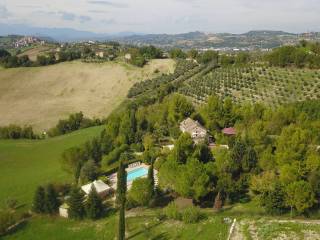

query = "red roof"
[222, 127, 236, 135]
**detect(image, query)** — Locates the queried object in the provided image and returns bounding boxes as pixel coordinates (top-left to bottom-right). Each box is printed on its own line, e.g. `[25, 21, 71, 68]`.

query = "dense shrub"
[0, 210, 16, 236]
[169, 48, 187, 59]
[0, 125, 37, 139]
[266, 43, 320, 69]
[32, 184, 60, 215]
[164, 202, 181, 220]
[36, 54, 56, 66]
[1, 55, 32, 68]
[48, 112, 102, 137]
[80, 160, 100, 184]
[102, 144, 129, 167]
[127, 178, 153, 207]
[181, 206, 202, 224]
[139, 45, 163, 59]
[58, 50, 81, 62]
[0, 49, 10, 58]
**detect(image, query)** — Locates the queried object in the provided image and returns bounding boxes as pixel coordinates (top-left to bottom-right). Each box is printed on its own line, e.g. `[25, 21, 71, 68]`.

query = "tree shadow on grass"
[4, 219, 28, 237]
[151, 232, 170, 240]
[127, 221, 163, 240]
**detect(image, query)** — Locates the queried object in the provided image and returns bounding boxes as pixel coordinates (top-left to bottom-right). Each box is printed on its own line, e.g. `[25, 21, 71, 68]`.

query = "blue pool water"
[127, 167, 148, 182]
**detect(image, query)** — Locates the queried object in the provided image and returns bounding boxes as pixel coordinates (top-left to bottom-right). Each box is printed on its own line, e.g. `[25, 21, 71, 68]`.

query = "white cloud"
[0, 4, 10, 18]
[87, 0, 128, 8]
[1, 0, 320, 33]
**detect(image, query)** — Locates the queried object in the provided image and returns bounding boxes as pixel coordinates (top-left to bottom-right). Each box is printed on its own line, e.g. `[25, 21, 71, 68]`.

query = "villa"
[180, 118, 208, 144]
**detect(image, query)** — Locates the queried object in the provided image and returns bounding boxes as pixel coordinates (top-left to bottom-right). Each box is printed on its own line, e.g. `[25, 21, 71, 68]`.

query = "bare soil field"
[0, 59, 175, 131]
[17, 45, 54, 61]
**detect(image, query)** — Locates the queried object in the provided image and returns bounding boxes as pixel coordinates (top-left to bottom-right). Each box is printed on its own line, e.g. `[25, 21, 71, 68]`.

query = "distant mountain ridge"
[0, 23, 319, 49]
[116, 30, 320, 50]
[0, 23, 142, 42]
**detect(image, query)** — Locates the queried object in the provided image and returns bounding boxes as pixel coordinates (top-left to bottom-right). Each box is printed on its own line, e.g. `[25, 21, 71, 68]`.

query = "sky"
[0, 0, 320, 34]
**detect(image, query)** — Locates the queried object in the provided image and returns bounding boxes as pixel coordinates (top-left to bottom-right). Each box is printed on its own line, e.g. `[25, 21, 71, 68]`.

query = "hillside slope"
[0, 126, 104, 209]
[178, 66, 320, 105]
[0, 59, 175, 131]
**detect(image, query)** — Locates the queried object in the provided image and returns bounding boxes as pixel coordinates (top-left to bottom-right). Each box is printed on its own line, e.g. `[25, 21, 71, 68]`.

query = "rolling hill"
[0, 59, 175, 132]
[116, 31, 320, 50]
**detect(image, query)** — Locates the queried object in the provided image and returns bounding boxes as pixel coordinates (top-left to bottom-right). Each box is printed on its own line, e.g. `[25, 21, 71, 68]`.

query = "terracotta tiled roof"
[222, 127, 236, 135]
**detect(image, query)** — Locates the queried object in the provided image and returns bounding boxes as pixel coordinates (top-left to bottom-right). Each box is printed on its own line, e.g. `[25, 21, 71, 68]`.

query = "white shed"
[81, 180, 111, 197]
[59, 203, 69, 218]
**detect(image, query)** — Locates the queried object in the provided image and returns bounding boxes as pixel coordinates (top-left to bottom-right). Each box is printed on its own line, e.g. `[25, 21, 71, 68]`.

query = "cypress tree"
[118, 202, 125, 240]
[45, 184, 60, 214]
[68, 187, 85, 219]
[91, 138, 102, 164]
[32, 186, 46, 213]
[116, 158, 127, 206]
[148, 161, 155, 197]
[117, 157, 127, 240]
[85, 186, 104, 219]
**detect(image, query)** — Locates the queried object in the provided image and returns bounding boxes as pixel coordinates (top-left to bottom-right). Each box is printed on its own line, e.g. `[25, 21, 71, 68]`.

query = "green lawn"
[0, 126, 104, 209]
[2, 210, 230, 240]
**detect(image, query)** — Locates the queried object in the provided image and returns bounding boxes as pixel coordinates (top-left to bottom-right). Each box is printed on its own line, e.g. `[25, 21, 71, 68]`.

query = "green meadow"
[0, 126, 104, 209]
[2, 211, 229, 240]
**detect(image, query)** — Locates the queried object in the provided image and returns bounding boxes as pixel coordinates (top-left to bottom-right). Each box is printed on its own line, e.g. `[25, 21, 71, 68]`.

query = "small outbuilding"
[222, 127, 236, 136]
[124, 53, 132, 61]
[81, 180, 111, 197]
[59, 203, 69, 218]
[162, 144, 175, 151]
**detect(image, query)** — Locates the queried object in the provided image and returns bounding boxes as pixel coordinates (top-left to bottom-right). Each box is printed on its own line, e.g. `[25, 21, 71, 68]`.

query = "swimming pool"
[127, 167, 148, 182]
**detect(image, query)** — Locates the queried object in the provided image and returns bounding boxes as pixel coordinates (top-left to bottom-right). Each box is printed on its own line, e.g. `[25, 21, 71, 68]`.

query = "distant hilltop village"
[13, 36, 45, 48]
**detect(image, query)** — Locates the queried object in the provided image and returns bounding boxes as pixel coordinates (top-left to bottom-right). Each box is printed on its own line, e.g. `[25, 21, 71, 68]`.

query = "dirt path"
[229, 219, 245, 240]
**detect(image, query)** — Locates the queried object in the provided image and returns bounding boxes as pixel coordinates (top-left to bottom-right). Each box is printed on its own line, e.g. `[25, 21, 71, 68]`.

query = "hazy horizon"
[0, 0, 320, 34]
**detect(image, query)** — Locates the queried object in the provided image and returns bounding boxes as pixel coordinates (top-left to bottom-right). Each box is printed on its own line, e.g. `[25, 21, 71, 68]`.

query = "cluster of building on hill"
[13, 36, 45, 48]
[179, 117, 236, 146]
[59, 118, 234, 218]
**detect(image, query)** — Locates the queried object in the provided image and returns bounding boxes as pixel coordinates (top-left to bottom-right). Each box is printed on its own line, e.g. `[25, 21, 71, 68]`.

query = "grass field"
[179, 66, 320, 105]
[0, 126, 104, 209]
[2, 210, 230, 240]
[0, 59, 175, 132]
[3, 202, 319, 240]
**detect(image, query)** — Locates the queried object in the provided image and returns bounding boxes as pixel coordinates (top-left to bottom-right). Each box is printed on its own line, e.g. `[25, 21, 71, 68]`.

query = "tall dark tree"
[148, 160, 155, 196]
[117, 156, 127, 240]
[116, 157, 127, 205]
[80, 160, 99, 184]
[44, 184, 60, 214]
[32, 186, 46, 213]
[91, 138, 102, 163]
[85, 186, 104, 219]
[68, 187, 85, 219]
